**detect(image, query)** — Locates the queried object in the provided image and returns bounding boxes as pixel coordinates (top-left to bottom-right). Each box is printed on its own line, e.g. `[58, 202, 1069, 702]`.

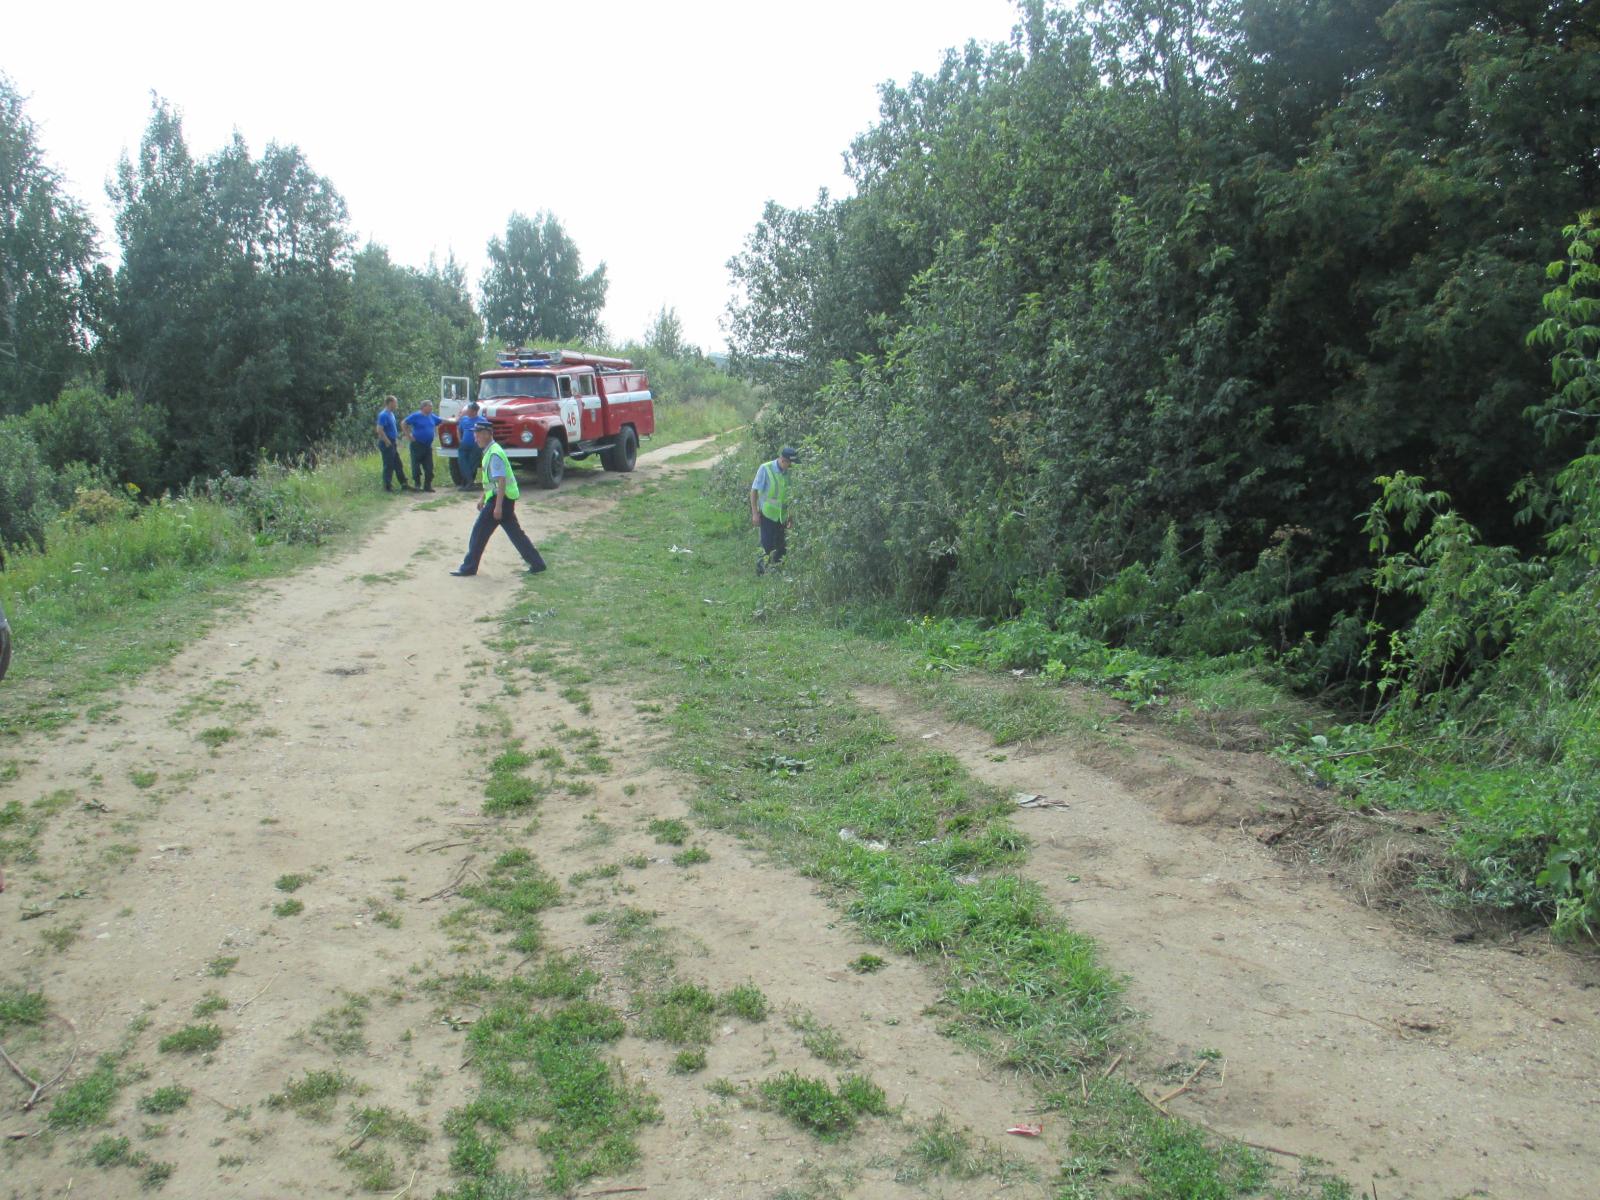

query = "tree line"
[728, 0, 1596, 664]
[0, 82, 624, 554]
[724, 0, 1600, 933]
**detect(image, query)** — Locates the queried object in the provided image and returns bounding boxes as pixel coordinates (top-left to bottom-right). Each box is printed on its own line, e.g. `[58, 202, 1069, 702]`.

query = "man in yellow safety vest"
[449, 423, 548, 576]
[749, 445, 799, 575]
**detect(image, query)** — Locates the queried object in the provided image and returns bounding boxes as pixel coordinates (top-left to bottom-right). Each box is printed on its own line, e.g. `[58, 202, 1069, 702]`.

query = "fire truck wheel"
[603, 426, 638, 473]
[537, 439, 566, 489]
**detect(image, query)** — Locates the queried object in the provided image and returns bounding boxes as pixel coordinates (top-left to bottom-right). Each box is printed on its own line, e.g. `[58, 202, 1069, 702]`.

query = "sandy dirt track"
[862, 687, 1600, 1200]
[2, 439, 1597, 1200]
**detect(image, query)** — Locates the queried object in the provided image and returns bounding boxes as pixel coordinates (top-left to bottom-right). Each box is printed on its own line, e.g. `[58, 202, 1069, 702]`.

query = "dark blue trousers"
[757, 515, 787, 573]
[457, 498, 546, 574]
[379, 441, 409, 489]
[457, 443, 482, 488]
[409, 441, 434, 489]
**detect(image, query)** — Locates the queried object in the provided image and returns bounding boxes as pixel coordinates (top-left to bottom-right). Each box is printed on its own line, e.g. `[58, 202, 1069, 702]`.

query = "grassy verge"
[0, 453, 396, 737]
[492, 472, 1345, 1198]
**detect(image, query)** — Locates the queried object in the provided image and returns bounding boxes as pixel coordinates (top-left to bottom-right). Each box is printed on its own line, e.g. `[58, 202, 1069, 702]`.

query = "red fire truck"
[438, 349, 655, 489]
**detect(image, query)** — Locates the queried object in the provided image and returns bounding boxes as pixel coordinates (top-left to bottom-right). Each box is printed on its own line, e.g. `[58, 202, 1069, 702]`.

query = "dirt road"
[2, 441, 1596, 1199]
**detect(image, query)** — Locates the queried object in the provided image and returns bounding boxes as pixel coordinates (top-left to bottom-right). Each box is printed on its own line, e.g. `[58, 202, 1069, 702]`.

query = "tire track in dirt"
[858, 685, 1600, 1200]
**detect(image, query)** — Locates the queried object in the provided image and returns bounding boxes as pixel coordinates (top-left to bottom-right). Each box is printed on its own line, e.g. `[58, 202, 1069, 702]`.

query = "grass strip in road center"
[433, 717, 659, 1198]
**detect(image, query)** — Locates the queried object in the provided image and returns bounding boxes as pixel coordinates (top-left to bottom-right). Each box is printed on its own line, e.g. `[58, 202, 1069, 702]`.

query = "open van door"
[439, 376, 470, 421]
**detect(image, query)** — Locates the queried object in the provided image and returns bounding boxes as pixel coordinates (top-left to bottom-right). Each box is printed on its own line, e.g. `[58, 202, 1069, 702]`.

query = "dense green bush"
[0, 421, 70, 552]
[19, 385, 166, 491]
[727, 0, 1598, 660]
[197, 463, 339, 546]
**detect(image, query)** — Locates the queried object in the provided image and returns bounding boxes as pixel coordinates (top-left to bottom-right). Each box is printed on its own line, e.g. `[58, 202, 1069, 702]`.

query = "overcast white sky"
[7, 0, 1024, 354]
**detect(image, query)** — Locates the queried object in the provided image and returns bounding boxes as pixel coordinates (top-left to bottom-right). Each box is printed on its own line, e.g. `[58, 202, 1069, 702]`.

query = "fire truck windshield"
[479, 375, 558, 400]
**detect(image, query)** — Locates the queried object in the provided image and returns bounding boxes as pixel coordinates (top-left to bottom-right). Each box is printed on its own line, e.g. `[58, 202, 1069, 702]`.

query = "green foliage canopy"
[726, 0, 1600, 646]
[480, 210, 607, 347]
[0, 73, 101, 417]
[107, 100, 357, 488]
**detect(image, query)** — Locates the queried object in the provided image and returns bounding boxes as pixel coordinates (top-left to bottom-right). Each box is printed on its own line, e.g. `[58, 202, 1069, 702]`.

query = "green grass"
[639, 982, 717, 1045]
[338, 1106, 430, 1189]
[274, 873, 310, 892]
[524, 952, 601, 1000]
[140, 1160, 176, 1190]
[431, 801, 664, 1198]
[306, 993, 371, 1056]
[48, 1060, 121, 1129]
[158, 1024, 222, 1055]
[367, 897, 402, 928]
[789, 1012, 857, 1067]
[205, 956, 238, 977]
[88, 1134, 134, 1166]
[0, 985, 47, 1032]
[138, 1086, 192, 1115]
[268, 1068, 357, 1121]
[483, 743, 545, 814]
[198, 726, 239, 750]
[718, 983, 769, 1022]
[0, 454, 393, 738]
[759, 1071, 884, 1140]
[272, 898, 304, 918]
[647, 818, 689, 845]
[41, 921, 82, 952]
[672, 1047, 708, 1074]
[905, 1113, 997, 1180]
[445, 974, 660, 1194]
[481, 467, 1318, 1198]
[192, 992, 229, 1017]
[460, 849, 561, 955]
[672, 846, 711, 867]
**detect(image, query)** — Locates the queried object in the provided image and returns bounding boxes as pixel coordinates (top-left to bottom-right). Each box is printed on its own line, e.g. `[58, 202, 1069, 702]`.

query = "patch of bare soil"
[1, 441, 1053, 1199]
[859, 685, 1600, 1200]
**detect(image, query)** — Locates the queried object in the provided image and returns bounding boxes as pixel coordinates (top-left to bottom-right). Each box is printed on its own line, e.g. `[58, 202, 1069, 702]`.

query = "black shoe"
[526, 563, 547, 575]
[384, 486, 394, 492]
[450, 568, 476, 577]
[424, 486, 435, 493]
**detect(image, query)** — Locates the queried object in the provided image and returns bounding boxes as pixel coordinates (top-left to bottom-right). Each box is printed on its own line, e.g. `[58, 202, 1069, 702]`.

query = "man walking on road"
[750, 445, 799, 575]
[450, 423, 547, 577]
[375, 395, 410, 491]
[403, 399, 440, 492]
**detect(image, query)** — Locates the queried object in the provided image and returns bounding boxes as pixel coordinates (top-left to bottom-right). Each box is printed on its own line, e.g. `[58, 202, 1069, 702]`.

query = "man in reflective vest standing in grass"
[750, 445, 799, 575]
[450, 424, 547, 577]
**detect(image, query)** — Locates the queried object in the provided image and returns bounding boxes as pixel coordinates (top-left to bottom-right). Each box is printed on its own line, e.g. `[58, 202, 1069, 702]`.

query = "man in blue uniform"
[375, 395, 410, 491]
[403, 399, 441, 492]
[455, 402, 485, 490]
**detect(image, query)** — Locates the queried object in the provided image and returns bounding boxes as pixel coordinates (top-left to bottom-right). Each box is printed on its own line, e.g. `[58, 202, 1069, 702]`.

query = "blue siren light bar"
[497, 349, 552, 368]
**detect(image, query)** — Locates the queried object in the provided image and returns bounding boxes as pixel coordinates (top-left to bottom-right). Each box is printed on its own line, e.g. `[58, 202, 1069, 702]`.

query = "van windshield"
[479, 375, 558, 400]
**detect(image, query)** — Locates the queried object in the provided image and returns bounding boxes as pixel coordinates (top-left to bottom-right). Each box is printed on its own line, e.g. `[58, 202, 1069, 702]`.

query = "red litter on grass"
[1006, 1123, 1043, 1137]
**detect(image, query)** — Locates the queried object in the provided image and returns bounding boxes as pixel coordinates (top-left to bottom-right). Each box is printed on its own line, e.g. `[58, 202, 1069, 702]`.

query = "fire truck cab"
[438, 349, 654, 489]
